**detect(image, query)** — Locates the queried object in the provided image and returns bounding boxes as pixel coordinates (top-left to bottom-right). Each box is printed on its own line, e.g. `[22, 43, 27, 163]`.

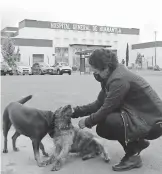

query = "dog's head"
[54, 104, 73, 130]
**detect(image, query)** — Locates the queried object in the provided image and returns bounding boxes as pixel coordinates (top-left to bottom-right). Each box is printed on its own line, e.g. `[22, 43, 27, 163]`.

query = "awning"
[75, 49, 94, 56]
[70, 43, 111, 47]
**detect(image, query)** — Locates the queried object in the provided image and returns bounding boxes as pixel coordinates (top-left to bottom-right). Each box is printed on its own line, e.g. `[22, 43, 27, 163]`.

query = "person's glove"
[78, 117, 93, 129]
[71, 106, 81, 118]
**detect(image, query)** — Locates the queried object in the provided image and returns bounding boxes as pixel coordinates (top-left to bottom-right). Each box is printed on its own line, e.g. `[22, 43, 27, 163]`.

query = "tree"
[1, 37, 21, 67]
[13, 47, 20, 62]
[126, 43, 129, 66]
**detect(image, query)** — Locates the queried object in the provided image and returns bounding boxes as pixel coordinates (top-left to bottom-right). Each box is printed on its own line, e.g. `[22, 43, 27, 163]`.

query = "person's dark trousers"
[96, 113, 162, 171]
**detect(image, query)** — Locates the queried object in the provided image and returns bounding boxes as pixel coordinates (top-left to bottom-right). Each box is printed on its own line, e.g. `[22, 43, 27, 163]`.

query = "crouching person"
[71, 49, 162, 171]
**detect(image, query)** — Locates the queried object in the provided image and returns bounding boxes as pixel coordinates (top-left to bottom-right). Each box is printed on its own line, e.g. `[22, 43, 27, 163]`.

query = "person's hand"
[78, 118, 86, 129]
[71, 106, 79, 118]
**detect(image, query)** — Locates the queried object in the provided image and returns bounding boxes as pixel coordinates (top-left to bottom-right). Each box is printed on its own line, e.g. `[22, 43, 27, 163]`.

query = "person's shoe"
[136, 139, 150, 154]
[112, 154, 142, 171]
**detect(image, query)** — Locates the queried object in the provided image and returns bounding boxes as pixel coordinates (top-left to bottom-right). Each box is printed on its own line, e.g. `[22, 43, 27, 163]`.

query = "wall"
[17, 46, 55, 66]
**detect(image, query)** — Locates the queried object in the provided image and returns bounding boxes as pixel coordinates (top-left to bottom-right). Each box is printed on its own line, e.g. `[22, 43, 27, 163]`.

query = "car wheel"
[57, 69, 61, 75]
[68, 71, 71, 75]
[9, 73, 13, 75]
[1, 71, 5, 76]
[38, 70, 43, 75]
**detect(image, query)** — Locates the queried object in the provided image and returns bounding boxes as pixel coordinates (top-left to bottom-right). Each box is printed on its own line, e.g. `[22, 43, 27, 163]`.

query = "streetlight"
[154, 31, 157, 66]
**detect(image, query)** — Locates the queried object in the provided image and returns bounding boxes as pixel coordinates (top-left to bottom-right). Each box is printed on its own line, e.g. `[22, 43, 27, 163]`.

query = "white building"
[1, 19, 140, 67]
[131, 41, 162, 68]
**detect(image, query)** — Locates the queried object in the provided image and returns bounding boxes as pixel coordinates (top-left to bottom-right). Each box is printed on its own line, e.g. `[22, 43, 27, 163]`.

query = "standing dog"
[45, 105, 110, 171]
[2, 95, 55, 167]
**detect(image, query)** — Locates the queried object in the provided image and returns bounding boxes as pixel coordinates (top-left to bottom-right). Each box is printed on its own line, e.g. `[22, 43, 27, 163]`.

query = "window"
[90, 39, 94, 44]
[33, 54, 44, 64]
[98, 40, 102, 43]
[106, 41, 110, 45]
[64, 38, 69, 43]
[55, 38, 60, 44]
[82, 39, 86, 44]
[83, 31, 86, 37]
[114, 41, 118, 48]
[73, 38, 78, 44]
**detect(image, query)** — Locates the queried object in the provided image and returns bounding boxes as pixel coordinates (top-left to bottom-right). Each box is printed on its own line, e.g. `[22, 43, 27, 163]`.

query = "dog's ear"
[48, 130, 55, 138]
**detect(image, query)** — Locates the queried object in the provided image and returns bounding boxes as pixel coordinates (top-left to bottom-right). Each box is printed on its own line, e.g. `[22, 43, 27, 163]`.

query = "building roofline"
[132, 41, 162, 50]
[18, 19, 140, 35]
[19, 19, 140, 30]
[1, 37, 53, 47]
[1, 27, 19, 32]
[70, 44, 111, 47]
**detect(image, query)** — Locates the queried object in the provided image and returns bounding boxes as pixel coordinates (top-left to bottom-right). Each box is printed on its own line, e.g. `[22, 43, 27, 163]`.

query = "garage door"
[33, 54, 44, 64]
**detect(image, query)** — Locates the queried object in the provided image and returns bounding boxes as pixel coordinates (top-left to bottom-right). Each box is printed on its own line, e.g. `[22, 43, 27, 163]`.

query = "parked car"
[13, 62, 32, 75]
[31, 62, 55, 75]
[0, 62, 13, 76]
[52, 62, 72, 75]
[153, 65, 161, 71]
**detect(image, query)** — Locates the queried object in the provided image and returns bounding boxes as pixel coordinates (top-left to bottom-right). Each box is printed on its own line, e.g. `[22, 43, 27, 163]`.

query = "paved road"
[1, 72, 162, 174]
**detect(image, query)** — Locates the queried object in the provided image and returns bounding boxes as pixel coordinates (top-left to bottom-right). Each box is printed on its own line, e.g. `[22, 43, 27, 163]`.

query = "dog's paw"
[45, 156, 55, 165]
[37, 161, 47, 167]
[43, 159, 51, 166]
[13, 147, 19, 152]
[3, 149, 8, 153]
[104, 153, 110, 163]
[104, 158, 110, 163]
[82, 154, 95, 161]
[51, 161, 61, 171]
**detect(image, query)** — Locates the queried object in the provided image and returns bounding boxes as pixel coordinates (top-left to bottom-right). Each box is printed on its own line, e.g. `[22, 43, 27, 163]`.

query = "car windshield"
[39, 63, 50, 67]
[60, 62, 69, 66]
[16, 62, 28, 66]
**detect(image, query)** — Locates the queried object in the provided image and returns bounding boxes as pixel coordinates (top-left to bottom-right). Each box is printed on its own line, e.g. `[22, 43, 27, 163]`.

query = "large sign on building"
[18, 19, 140, 35]
[51, 22, 122, 34]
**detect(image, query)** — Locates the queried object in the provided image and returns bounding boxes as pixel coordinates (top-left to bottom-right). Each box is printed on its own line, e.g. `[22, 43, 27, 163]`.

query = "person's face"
[91, 67, 110, 79]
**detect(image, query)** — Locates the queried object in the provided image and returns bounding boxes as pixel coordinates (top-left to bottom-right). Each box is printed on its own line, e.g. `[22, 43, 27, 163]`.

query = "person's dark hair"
[89, 49, 118, 72]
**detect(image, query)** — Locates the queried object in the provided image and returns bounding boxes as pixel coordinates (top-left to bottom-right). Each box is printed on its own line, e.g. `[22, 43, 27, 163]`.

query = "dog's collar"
[55, 124, 73, 131]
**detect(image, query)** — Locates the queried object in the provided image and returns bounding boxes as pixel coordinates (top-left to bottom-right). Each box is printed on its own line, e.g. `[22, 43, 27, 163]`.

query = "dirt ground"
[1, 71, 162, 174]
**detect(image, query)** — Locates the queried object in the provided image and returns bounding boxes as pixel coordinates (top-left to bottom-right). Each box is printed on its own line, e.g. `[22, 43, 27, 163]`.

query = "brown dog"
[45, 105, 110, 171]
[2, 95, 55, 167]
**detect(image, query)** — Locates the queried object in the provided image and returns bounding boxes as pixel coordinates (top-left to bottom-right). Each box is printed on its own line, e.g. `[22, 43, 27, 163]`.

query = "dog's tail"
[17, 95, 33, 104]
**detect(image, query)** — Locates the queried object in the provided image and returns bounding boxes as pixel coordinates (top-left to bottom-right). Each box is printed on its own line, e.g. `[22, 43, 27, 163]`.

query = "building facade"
[1, 19, 140, 67]
[131, 41, 162, 68]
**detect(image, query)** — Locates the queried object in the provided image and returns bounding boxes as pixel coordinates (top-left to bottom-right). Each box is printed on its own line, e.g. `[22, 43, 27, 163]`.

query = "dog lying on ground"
[45, 105, 110, 171]
[2, 95, 56, 167]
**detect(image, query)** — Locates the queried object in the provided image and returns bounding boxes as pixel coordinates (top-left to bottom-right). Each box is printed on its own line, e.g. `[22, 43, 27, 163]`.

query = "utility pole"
[154, 31, 157, 66]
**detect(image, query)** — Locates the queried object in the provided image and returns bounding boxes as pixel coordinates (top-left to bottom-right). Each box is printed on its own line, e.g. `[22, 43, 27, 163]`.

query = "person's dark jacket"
[73, 64, 162, 144]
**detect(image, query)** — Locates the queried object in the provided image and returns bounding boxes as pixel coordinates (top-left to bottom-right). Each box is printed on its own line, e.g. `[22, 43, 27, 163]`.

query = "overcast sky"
[0, 0, 162, 42]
